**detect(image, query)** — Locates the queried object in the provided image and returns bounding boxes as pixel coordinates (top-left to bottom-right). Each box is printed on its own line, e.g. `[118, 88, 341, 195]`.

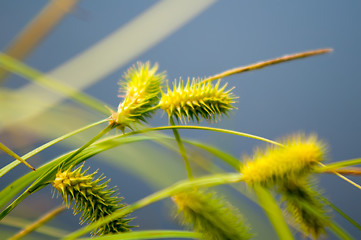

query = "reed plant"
[1, 48, 361, 240]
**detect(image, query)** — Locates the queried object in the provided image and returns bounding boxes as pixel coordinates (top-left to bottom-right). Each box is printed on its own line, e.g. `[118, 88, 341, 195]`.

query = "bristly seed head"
[241, 133, 326, 186]
[52, 165, 134, 236]
[173, 190, 251, 240]
[110, 62, 165, 132]
[159, 78, 237, 123]
[278, 178, 330, 239]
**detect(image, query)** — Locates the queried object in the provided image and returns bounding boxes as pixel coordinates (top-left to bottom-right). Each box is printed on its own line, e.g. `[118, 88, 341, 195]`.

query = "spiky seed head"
[278, 178, 330, 239]
[52, 165, 134, 236]
[241, 133, 326, 186]
[173, 190, 251, 240]
[110, 62, 165, 131]
[159, 78, 237, 123]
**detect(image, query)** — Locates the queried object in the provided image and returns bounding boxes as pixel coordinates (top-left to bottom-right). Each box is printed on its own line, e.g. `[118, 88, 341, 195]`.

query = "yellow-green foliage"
[241, 134, 326, 186]
[159, 78, 236, 123]
[278, 179, 330, 239]
[52, 165, 133, 236]
[110, 62, 165, 131]
[173, 190, 251, 240]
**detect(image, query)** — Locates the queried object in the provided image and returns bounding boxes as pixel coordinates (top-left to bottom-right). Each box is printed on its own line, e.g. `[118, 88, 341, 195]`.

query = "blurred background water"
[0, 1, 360, 239]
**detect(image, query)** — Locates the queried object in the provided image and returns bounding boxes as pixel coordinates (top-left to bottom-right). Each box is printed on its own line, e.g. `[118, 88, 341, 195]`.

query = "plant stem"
[1, 216, 68, 238]
[253, 185, 294, 240]
[27, 124, 114, 194]
[9, 206, 66, 240]
[318, 163, 361, 191]
[169, 117, 193, 179]
[124, 124, 282, 146]
[202, 48, 333, 83]
[59, 124, 114, 166]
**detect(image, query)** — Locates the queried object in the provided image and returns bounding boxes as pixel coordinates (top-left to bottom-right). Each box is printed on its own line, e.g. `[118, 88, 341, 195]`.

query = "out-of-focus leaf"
[0, 0, 79, 81]
[2, 0, 215, 129]
[0, 53, 110, 115]
[1, 215, 68, 238]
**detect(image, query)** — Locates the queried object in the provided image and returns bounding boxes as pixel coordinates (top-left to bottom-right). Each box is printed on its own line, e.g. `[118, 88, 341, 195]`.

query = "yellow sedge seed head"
[159, 78, 236, 123]
[110, 62, 165, 131]
[173, 190, 251, 240]
[52, 165, 134, 236]
[241, 133, 326, 186]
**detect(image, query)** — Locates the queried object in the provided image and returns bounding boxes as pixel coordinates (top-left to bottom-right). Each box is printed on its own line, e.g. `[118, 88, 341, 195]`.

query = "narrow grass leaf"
[0, 142, 35, 171]
[0, 119, 107, 178]
[321, 196, 361, 232]
[123, 125, 282, 146]
[316, 158, 361, 173]
[253, 185, 294, 240]
[78, 230, 200, 240]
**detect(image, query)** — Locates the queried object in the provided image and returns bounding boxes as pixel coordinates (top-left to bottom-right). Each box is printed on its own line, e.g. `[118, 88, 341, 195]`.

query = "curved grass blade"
[124, 125, 282, 146]
[321, 196, 361, 232]
[3, 0, 215, 130]
[63, 173, 242, 239]
[0, 142, 35, 171]
[316, 158, 361, 173]
[253, 185, 294, 240]
[78, 230, 200, 240]
[202, 48, 332, 83]
[0, 118, 108, 178]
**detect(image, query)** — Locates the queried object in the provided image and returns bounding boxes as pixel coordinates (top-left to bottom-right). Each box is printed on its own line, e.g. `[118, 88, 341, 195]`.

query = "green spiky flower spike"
[110, 62, 165, 132]
[159, 78, 236, 123]
[52, 165, 134, 236]
[173, 190, 251, 240]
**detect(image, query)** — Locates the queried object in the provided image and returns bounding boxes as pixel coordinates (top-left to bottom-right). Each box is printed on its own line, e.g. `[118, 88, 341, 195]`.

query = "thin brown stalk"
[202, 48, 333, 83]
[325, 168, 361, 176]
[9, 205, 66, 240]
